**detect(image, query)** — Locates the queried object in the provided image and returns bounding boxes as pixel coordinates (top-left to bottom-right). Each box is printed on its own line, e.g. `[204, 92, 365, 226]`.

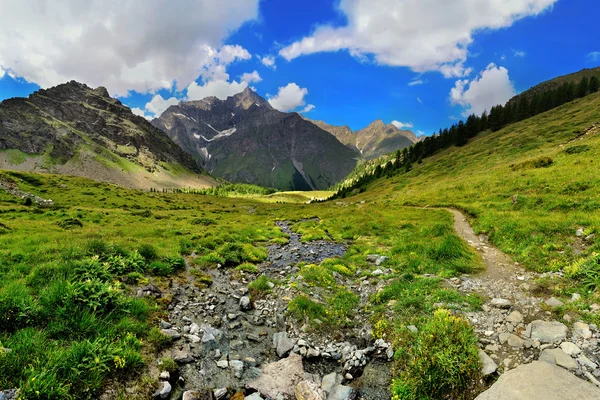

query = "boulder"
[529, 320, 568, 343]
[273, 332, 295, 358]
[545, 297, 565, 309]
[182, 390, 214, 400]
[560, 342, 582, 356]
[240, 296, 252, 311]
[321, 372, 342, 393]
[327, 384, 357, 400]
[505, 311, 523, 324]
[573, 322, 592, 339]
[490, 298, 512, 309]
[540, 348, 579, 371]
[295, 380, 325, 400]
[247, 354, 304, 399]
[475, 361, 600, 399]
[161, 329, 181, 340]
[152, 381, 171, 399]
[479, 350, 498, 376]
[244, 393, 263, 400]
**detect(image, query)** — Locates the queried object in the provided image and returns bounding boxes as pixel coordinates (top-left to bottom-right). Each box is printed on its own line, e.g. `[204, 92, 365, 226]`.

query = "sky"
[1, 0, 599, 135]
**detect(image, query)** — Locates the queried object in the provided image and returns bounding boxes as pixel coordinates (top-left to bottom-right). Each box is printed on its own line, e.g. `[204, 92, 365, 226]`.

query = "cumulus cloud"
[261, 55, 277, 69]
[450, 63, 516, 117]
[241, 71, 262, 84]
[131, 107, 153, 121]
[145, 94, 180, 117]
[391, 121, 414, 129]
[268, 83, 310, 112]
[300, 104, 315, 113]
[0, 0, 259, 96]
[279, 0, 556, 77]
[187, 80, 249, 101]
[587, 51, 600, 62]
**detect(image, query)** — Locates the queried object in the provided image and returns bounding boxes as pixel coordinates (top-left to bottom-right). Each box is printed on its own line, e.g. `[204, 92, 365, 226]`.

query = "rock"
[213, 388, 227, 400]
[540, 348, 579, 371]
[216, 360, 229, 368]
[490, 298, 512, 309]
[152, 381, 171, 399]
[201, 325, 223, 348]
[407, 325, 418, 334]
[173, 349, 194, 363]
[507, 334, 525, 348]
[321, 372, 342, 393]
[530, 320, 568, 343]
[161, 328, 181, 340]
[375, 256, 388, 266]
[505, 311, 523, 324]
[186, 334, 201, 343]
[574, 322, 592, 339]
[371, 269, 384, 276]
[306, 348, 320, 359]
[571, 293, 582, 302]
[244, 394, 264, 400]
[560, 342, 582, 356]
[545, 297, 565, 309]
[182, 390, 213, 400]
[577, 354, 598, 370]
[327, 384, 356, 400]
[0, 389, 19, 400]
[247, 354, 304, 400]
[273, 332, 295, 358]
[159, 320, 172, 329]
[576, 227, 585, 237]
[475, 361, 600, 399]
[366, 254, 380, 263]
[295, 380, 325, 400]
[230, 360, 244, 378]
[159, 371, 170, 381]
[189, 322, 200, 335]
[479, 350, 498, 376]
[240, 296, 252, 311]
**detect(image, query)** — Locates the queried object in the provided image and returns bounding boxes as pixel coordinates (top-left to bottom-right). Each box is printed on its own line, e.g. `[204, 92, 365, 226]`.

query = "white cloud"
[450, 63, 516, 116]
[216, 45, 252, 65]
[279, 0, 556, 77]
[268, 83, 310, 112]
[408, 79, 424, 86]
[416, 130, 425, 136]
[145, 94, 180, 117]
[187, 79, 249, 101]
[391, 121, 414, 129]
[587, 51, 600, 62]
[241, 70, 262, 84]
[261, 55, 277, 69]
[0, 68, 4, 79]
[300, 104, 315, 113]
[514, 50, 526, 57]
[0, 0, 259, 96]
[131, 107, 153, 121]
[417, 97, 423, 104]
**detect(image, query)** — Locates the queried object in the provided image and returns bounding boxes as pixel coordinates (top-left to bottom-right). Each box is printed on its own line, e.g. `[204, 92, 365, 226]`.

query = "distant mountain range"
[0, 81, 213, 189]
[306, 118, 419, 160]
[152, 88, 418, 190]
[152, 88, 361, 191]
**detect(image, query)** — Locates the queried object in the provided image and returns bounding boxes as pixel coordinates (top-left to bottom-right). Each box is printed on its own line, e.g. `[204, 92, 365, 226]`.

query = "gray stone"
[183, 390, 213, 400]
[577, 354, 598, 370]
[216, 360, 229, 368]
[479, 350, 498, 376]
[159, 371, 170, 381]
[560, 342, 582, 356]
[152, 381, 171, 399]
[507, 334, 525, 348]
[306, 348, 320, 358]
[371, 269, 384, 276]
[321, 372, 342, 393]
[213, 388, 227, 400]
[540, 348, 579, 371]
[475, 361, 600, 399]
[530, 320, 568, 343]
[240, 296, 252, 311]
[245, 394, 264, 400]
[574, 322, 592, 339]
[295, 380, 325, 400]
[407, 325, 418, 334]
[173, 349, 194, 363]
[545, 297, 565, 309]
[327, 384, 355, 400]
[273, 332, 294, 358]
[161, 328, 181, 340]
[0, 389, 20, 400]
[375, 256, 389, 266]
[490, 298, 512, 309]
[505, 311, 523, 324]
[189, 322, 200, 335]
[366, 254, 380, 263]
[247, 354, 304, 399]
[159, 320, 171, 329]
[230, 360, 244, 378]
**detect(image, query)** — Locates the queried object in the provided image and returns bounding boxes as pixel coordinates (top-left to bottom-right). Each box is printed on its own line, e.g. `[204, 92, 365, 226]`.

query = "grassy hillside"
[0, 170, 481, 399]
[346, 90, 600, 320]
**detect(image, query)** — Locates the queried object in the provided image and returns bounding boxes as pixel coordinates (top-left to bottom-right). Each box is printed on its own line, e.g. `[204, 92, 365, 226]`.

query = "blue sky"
[1, 0, 599, 135]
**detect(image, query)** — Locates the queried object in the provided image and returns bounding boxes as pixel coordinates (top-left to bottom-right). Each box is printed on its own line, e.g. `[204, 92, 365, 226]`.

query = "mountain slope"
[152, 88, 360, 190]
[0, 81, 214, 189]
[307, 118, 418, 159]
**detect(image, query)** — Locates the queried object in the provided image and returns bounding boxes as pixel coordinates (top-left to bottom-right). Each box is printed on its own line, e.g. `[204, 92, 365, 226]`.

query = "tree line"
[332, 75, 600, 199]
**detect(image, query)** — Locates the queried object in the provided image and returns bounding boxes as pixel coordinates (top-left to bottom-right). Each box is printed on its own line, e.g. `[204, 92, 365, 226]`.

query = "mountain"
[152, 88, 360, 191]
[508, 66, 600, 105]
[307, 118, 419, 160]
[0, 81, 214, 189]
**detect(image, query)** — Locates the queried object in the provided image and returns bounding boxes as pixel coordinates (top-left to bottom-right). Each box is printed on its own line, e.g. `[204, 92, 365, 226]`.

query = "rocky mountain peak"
[231, 87, 272, 110]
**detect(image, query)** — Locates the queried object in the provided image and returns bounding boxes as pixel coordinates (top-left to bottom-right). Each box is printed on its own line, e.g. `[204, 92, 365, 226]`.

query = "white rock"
[491, 298, 512, 309]
[560, 342, 582, 356]
[574, 322, 592, 339]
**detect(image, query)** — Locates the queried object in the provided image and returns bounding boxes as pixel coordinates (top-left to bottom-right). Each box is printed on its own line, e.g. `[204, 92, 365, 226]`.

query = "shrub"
[69, 278, 122, 313]
[564, 145, 590, 154]
[391, 309, 481, 400]
[125, 272, 144, 284]
[147, 328, 172, 351]
[0, 282, 38, 331]
[327, 290, 359, 322]
[191, 217, 216, 226]
[235, 263, 258, 273]
[287, 295, 326, 322]
[164, 255, 186, 272]
[57, 218, 83, 229]
[249, 276, 274, 298]
[150, 261, 173, 276]
[160, 357, 177, 373]
[138, 244, 158, 261]
[299, 264, 336, 287]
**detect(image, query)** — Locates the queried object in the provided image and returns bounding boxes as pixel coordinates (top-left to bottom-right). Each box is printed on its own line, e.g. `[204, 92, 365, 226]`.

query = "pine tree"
[577, 76, 589, 98]
[589, 76, 600, 93]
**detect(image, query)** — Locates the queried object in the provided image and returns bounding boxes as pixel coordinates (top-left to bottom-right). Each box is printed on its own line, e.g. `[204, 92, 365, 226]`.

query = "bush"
[299, 264, 336, 287]
[248, 276, 274, 298]
[235, 263, 258, 273]
[191, 217, 216, 226]
[391, 309, 481, 400]
[147, 327, 172, 351]
[564, 145, 590, 154]
[138, 244, 158, 261]
[0, 282, 38, 331]
[57, 218, 83, 229]
[287, 295, 326, 322]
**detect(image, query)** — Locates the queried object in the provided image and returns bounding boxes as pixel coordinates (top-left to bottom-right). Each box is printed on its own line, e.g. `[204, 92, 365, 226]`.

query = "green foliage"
[57, 218, 83, 229]
[564, 145, 591, 154]
[299, 264, 336, 287]
[191, 217, 216, 226]
[0, 281, 38, 331]
[248, 275, 274, 296]
[147, 327, 172, 351]
[197, 183, 277, 197]
[287, 295, 326, 322]
[235, 262, 259, 273]
[138, 243, 158, 261]
[391, 309, 481, 400]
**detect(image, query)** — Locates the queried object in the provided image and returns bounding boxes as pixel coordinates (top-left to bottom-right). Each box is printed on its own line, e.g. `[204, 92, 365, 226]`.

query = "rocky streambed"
[150, 220, 394, 400]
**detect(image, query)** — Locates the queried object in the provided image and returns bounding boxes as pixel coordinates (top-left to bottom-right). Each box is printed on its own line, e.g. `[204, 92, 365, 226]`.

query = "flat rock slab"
[247, 354, 304, 399]
[475, 361, 600, 400]
[529, 320, 568, 343]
